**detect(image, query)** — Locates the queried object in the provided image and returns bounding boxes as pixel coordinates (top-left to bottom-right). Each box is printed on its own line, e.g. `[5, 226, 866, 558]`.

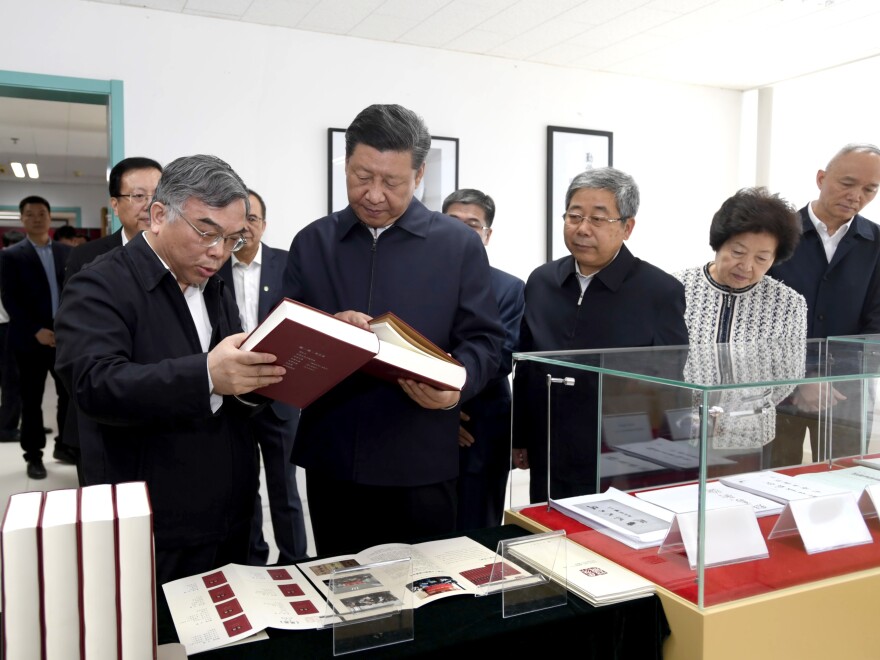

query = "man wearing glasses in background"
[513, 167, 688, 502]
[65, 156, 163, 283]
[442, 189, 525, 530]
[56, 155, 285, 583]
[219, 189, 307, 565]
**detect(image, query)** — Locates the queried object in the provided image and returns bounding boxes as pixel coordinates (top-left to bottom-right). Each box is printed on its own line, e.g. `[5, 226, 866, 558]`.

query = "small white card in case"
[601, 413, 653, 448]
[660, 505, 768, 569]
[769, 493, 871, 554]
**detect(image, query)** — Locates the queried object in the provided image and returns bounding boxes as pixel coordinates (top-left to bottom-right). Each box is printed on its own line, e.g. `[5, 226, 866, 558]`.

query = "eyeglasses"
[246, 214, 264, 224]
[178, 213, 247, 252]
[562, 212, 623, 227]
[461, 218, 489, 232]
[117, 193, 153, 205]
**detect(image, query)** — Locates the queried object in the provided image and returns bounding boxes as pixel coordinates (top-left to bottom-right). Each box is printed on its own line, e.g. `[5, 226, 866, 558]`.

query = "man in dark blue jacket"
[513, 168, 688, 502]
[442, 189, 524, 530]
[219, 189, 307, 564]
[768, 143, 880, 465]
[283, 105, 504, 555]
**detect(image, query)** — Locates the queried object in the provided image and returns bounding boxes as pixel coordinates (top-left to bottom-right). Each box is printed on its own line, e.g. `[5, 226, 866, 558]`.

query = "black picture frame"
[546, 126, 614, 262]
[328, 129, 459, 214]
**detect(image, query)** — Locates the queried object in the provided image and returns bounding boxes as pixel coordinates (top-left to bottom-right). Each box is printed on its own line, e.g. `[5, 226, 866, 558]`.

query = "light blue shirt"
[29, 239, 59, 318]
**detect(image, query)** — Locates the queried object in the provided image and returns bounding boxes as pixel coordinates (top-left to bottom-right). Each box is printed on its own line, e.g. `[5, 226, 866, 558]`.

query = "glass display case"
[510, 337, 880, 609]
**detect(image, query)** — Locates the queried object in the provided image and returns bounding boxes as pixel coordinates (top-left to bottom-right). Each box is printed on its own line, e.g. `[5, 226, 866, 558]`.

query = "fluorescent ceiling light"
[11, 162, 25, 178]
[25, 163, 39, 179]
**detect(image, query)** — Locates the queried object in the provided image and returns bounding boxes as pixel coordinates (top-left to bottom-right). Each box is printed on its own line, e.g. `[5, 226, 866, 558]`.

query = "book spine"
[37, 497, 46, 660]
[76, 489, 86, 660]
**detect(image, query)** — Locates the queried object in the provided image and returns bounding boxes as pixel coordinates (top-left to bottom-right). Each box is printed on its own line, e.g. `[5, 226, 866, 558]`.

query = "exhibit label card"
[858, 483, 880, 519]
[770, 493, 871, 554]
[661, 505, 768, 570]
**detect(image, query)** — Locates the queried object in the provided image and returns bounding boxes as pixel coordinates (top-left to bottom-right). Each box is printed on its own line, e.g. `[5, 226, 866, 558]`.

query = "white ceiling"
[4, 0, 880, 187]
[92, 0, 880, 90]
[0, 97, 108, 187]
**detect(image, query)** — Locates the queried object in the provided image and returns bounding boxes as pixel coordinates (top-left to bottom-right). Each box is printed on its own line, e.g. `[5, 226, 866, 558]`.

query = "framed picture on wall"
[328, 129, 459, 214]
[546, 126, 613, 262]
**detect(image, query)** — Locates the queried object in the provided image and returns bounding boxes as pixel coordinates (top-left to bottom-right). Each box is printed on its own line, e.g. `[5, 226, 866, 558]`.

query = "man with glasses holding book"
[56, 154, 285, 583]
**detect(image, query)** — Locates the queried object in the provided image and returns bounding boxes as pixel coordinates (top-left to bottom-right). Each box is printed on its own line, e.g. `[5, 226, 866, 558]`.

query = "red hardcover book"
[241, 301, 466, 407]
[240, 299, 380, 408]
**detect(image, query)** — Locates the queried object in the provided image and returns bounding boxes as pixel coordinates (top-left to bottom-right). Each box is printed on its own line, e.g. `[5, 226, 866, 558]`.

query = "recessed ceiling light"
[25, 163, 39, 179]
[11, 162, 25, 178]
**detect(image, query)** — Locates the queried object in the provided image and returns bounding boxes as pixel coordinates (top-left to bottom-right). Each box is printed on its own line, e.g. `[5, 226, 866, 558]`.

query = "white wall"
[763, 55, 880, 214]
[3, 0, 744, 280]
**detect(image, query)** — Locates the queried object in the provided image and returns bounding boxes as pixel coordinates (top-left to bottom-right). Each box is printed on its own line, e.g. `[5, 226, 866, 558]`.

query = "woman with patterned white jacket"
[674, 187, 807, 451]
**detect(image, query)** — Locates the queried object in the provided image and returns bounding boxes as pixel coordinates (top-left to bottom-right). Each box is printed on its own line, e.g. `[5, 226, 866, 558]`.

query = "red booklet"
[241, 300, 465, 408]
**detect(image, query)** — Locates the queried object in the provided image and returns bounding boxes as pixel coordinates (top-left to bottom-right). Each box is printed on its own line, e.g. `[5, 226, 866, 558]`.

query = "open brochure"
[636, 481, 784, 517]
[297, 536, 525, 609]
[510, 538, 654, 606]
[720, 471, 848, 504]
[551, 488, 675, 549]
[162, 563, 327, 656]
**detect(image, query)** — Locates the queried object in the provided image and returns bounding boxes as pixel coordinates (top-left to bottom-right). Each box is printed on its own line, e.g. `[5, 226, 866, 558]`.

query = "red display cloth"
[520, 463, 880, 607]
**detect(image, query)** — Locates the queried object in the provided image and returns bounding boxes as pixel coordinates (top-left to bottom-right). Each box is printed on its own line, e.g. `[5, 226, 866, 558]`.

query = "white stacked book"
[1, 491, 45, 660]
[0, 483, 155, 660]
[551, 488, 675, 549]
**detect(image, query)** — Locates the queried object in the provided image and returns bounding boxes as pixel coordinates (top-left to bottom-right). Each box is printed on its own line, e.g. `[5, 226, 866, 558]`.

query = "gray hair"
[826, 143, 880, 169]
[442, 188, 496, 226]
[345, 104, 432, 170]
[153, 154, 249, 219]
[565, 167, 640, 219]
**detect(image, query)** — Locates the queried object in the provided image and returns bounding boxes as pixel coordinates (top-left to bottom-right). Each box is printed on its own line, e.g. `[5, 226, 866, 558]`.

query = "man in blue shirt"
[0, 196, 74, 479]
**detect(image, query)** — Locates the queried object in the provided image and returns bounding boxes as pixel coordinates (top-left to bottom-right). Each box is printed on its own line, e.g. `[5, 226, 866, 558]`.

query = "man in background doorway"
[219, 188, 307, 564]
[0, 230, 25, 443]
[768, 143, 880, 465]
[0, 196, 75, 479]
[442, 188, 524, 529]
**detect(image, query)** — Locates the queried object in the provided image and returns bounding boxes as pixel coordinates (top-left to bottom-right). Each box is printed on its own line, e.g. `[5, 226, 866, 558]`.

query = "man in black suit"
[219, 189, 307, 564]
[55, 155, 286, 583]
[442, 189, 525, 530]
[62, 157, 163, 485]
[768, 143, 880, 464]
[65, 157, 162, 283]
[0, 196, 75, 479]
[513, 167, 688, 502]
